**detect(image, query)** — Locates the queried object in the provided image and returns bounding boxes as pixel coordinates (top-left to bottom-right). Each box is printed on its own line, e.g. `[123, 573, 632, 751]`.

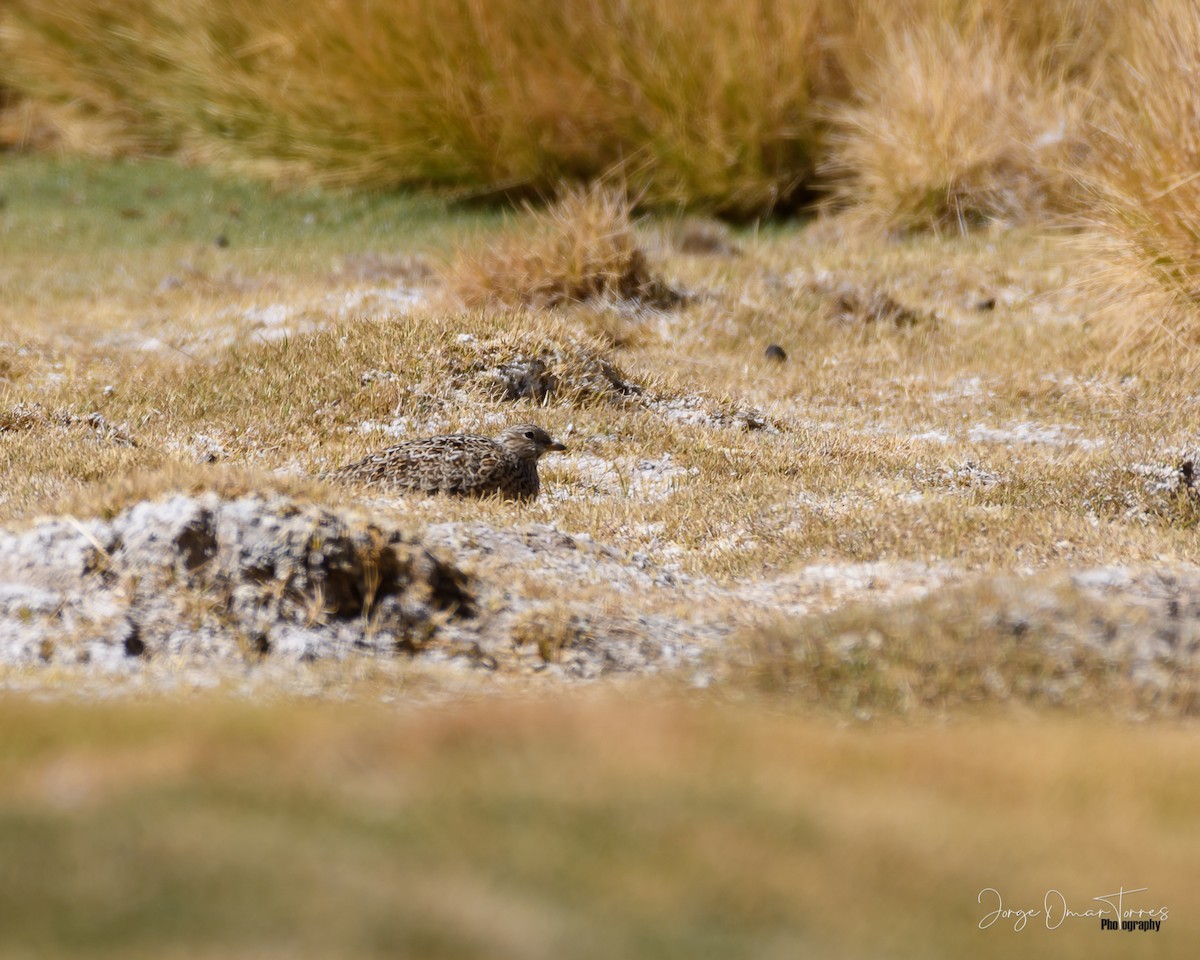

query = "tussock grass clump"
[448, 187, 681, 309]
[0, 0, 189, 154]
[3, 0, 1140, 220]
[1080, 0, 1200, 360]
[822, 22, 1086, 233]
[587, 0, 826, 214]
[2, 0, 827, 213]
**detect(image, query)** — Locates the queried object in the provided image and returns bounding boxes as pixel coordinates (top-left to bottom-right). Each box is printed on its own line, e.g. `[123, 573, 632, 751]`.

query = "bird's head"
[497, 423, 568, 460]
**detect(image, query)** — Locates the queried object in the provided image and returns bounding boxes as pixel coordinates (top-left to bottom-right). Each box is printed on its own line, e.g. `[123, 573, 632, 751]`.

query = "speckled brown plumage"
[324, 423, 567, 502]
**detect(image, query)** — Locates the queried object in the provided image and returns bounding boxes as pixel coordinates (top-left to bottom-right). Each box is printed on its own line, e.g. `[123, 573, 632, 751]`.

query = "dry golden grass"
[823, 21, 1088, 233]
[1074, 0, 1200, 363]
[0, 0, 186, 154]
[0, 95, 135, 154]
[447, 186, 679, 310]
[1, 0, 829, 212]
[1, 0, 1131, 220]
[833, 0, 1133, 79]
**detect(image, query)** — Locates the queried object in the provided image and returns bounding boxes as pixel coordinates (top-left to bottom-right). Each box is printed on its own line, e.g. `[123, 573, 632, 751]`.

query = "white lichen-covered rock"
[0, 494, 473, 669]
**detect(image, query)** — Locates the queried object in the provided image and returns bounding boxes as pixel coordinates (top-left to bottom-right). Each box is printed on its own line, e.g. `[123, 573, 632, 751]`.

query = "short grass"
[0, 695, 1195, 960]
[5, 156, 1200, 583]
[2, 154, 497, 255]
[1, 153, 500, 392]
[4, 156, 1200, 713]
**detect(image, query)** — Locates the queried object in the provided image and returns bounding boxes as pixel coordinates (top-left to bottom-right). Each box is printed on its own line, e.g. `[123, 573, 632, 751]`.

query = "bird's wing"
[435, 439, 503, 495]
[329, 434, 509, 496]
[470, 445, 507, 486]
[332, 439, 433, 487]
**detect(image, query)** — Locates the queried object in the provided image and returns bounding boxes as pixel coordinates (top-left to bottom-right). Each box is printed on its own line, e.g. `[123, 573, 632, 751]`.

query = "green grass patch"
[1, 154, 502, 257]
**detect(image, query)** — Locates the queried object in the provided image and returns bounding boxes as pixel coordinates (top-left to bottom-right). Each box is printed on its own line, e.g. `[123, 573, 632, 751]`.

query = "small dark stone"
[975, 297, 997, 311]
[214, 234, 229, 248]
[764, 344, 788, 363]
[123, 624, 146, 658]
[1177, 460, 1200, 506]
[174, 509, 218, 572]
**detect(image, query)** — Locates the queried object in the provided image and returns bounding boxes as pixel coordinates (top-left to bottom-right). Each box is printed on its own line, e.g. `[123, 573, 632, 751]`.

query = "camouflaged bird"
[324, 423, 568, 502]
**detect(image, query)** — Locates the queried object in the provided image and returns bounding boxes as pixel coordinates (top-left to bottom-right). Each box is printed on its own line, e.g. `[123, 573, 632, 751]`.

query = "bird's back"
[327, 433, 537, 500]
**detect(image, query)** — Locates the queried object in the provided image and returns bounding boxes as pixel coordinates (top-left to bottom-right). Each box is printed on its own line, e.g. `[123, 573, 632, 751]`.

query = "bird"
[323, 423, 568, 502]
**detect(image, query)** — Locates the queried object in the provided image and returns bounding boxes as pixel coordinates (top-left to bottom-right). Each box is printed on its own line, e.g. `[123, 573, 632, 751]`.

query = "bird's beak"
[549, 441, 568, 452]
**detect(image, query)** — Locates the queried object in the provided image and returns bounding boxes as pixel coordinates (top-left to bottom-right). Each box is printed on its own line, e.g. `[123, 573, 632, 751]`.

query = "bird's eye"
[524, 431, 536, 439]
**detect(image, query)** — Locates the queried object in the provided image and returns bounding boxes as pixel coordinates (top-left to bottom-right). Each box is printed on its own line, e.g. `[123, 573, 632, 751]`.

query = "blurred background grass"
[12, 0, 1200, 357]
[0, 0, 1140, 220]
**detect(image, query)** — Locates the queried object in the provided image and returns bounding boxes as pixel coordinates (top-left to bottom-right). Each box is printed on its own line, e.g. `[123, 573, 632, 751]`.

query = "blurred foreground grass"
[0, 695, 1195, 959]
